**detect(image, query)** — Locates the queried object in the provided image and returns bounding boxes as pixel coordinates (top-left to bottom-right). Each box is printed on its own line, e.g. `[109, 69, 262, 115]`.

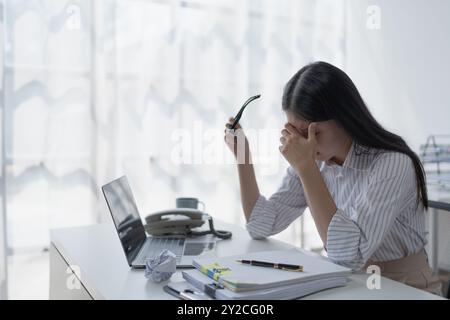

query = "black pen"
[229, 94, 261, 129]
[236, 259, 303, 272]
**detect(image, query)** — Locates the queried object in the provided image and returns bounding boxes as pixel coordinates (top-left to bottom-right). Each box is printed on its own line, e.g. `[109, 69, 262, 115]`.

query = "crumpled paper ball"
[144, 249, 177, 283]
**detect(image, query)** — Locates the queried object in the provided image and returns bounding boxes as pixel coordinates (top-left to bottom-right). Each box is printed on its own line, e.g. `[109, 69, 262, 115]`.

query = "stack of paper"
[182, 269, 347, 300]
[167, 248, 351, 300]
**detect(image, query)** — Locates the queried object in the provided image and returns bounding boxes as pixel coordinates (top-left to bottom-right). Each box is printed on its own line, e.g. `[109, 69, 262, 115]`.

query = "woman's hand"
[279, 121, 337, 245]
[224, 117, 250, 163]
[279, 122, 318, 173]
[224, 118, 260, 221]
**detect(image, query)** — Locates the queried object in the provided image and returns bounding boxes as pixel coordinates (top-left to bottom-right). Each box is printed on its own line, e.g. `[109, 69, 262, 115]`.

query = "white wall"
[345, 0, 450, 152]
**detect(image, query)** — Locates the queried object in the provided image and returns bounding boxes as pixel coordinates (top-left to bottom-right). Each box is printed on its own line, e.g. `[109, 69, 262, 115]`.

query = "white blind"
[0, 0, 345, 255]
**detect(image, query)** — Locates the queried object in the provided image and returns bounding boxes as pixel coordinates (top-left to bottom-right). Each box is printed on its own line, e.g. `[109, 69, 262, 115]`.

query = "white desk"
[49, 222, 444, 300]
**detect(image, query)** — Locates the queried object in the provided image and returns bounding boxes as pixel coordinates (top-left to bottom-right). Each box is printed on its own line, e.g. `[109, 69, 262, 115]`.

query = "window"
[0, 0, 345, 298]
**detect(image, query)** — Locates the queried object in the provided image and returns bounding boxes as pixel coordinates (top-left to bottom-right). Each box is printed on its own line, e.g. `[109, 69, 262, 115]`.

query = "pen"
[163, 285, 209, 300]
[236, 259, 303, 272]
[229, 94, 261, 130]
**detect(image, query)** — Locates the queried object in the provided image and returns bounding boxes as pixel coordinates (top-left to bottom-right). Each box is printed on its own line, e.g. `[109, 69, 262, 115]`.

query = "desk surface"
[50, 222, 444, 300]
[428, 184, 450, 210]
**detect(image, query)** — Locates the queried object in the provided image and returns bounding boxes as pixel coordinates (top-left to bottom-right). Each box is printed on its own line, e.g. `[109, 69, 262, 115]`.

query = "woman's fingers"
[284, 123, 300, 136]
[281, 124, 301, 146]
[281, 129, 290, 137]
[226, 117, 241, 130]
[308, 122, 317, 142]
[224, 117, 247, 156]
[224, 130, 238, 152]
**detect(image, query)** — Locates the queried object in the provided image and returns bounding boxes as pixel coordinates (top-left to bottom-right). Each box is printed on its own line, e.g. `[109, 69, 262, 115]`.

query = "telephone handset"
[144, 208, 232, 239]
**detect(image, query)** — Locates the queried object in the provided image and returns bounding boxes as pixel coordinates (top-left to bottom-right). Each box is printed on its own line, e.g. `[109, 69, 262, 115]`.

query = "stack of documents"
[166, 249, 352, 300]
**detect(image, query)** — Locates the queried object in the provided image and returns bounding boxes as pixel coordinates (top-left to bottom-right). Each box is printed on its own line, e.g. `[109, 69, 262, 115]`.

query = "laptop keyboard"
[135, 237, 185, 265]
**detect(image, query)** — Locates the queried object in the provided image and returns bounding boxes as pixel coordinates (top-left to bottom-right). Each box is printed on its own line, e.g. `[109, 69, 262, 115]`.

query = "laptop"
[101, 176, 215, 268]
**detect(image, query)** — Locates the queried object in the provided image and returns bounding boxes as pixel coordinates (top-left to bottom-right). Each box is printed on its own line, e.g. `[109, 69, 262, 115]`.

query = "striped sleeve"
[246, 166, 308, 239]
[326, 152, 414, 270]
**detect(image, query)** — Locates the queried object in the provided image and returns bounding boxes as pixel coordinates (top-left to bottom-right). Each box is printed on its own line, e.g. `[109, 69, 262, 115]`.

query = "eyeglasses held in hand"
[229, 94, 261, 129]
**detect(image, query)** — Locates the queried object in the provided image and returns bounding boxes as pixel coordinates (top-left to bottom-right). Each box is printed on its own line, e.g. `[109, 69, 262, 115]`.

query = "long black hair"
[282, 61, 428, 209]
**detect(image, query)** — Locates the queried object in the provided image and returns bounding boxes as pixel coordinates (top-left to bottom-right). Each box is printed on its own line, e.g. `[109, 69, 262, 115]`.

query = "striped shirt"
[246, 142, 427, 270]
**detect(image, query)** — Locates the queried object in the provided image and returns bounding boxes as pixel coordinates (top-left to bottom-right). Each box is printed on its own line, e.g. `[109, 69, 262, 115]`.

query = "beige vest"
[364, 249, 442, 296]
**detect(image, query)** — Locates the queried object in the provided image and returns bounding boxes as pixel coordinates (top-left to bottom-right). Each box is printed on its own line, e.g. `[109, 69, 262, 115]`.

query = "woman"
[224, 61, 442, 295]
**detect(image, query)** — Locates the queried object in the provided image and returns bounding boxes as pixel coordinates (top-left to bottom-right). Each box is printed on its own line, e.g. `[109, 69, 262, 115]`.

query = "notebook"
[191, 248, 351, 292]
[181, 269, 347, 300]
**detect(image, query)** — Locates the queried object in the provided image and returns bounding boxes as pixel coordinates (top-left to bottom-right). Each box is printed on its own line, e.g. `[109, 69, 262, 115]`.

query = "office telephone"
[144, 208, 232, 239]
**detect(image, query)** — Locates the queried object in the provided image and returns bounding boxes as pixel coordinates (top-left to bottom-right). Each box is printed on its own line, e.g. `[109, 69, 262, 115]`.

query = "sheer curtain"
[0, 0, 345, 298]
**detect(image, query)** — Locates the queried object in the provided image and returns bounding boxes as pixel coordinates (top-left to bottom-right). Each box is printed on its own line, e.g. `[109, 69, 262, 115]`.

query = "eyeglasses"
[229, 94, 261, 129]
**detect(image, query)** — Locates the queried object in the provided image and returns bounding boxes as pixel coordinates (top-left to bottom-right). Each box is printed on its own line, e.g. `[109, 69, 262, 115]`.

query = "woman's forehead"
[286, 111, 310, 128]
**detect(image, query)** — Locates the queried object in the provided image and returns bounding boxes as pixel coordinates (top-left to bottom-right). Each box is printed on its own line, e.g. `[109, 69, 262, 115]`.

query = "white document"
[182, 269, 348, 300]
[192, 248, 351, 292]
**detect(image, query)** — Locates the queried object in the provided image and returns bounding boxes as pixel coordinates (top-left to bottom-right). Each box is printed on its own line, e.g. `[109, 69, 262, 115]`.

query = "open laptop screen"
[102, 176, 146, 266]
